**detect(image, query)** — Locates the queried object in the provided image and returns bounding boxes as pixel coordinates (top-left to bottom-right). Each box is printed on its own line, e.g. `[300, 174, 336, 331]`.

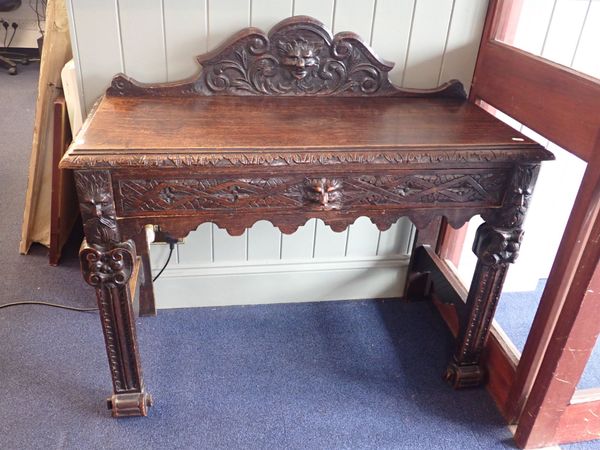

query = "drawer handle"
[304, 178, 343, 208]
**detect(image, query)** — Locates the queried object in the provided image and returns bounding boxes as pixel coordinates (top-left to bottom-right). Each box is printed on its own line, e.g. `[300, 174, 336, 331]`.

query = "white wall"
[66, 0, 489, 308]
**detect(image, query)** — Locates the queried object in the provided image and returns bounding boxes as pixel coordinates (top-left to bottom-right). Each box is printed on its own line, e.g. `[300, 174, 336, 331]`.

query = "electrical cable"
[0, 301, 97, 312]
[0, 239, 175, 313]
[153, 241, 175, 282]
[6, 24, 16, 48]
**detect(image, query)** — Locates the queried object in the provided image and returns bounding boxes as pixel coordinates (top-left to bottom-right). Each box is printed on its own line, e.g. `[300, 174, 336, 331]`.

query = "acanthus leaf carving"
[116, 172, 509, 215]
[106, 16, 467, 99]
[62, 148, 555, 170]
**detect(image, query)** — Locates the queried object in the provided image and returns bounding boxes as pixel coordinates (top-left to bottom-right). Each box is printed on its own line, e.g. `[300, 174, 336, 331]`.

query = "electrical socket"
[10, 19, 41, 32]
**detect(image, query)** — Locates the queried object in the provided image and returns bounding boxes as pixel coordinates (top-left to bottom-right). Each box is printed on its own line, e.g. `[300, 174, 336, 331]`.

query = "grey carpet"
[1, 63, 89, 311]
[1, 63, 597, 449]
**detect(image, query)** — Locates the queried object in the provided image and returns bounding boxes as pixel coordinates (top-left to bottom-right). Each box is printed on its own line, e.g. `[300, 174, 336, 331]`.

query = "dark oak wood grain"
[60, 15, 552, 417]
[106, 16, 465, 100]
[65, 96, 543, 158]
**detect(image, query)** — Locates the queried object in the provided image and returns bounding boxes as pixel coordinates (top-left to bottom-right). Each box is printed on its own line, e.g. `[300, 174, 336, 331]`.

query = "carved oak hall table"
[59, 17, 553, 417]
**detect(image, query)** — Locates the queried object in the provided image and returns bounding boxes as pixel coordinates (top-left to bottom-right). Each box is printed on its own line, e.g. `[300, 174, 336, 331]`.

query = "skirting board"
[152, 256, 410, 309]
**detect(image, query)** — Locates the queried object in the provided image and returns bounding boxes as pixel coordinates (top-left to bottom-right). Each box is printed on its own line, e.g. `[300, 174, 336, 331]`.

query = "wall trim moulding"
[152, 256, 410, 309]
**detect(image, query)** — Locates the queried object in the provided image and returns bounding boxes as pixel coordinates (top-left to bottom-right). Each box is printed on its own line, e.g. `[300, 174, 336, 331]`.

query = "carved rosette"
[80, 241, 136, 288]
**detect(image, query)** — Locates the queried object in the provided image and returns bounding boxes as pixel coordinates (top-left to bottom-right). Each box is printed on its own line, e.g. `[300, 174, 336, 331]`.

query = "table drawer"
[114, 170, 510, 216]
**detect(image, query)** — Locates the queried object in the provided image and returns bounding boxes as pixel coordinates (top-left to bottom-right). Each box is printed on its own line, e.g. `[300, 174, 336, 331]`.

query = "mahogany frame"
[445, 1, 600, 447]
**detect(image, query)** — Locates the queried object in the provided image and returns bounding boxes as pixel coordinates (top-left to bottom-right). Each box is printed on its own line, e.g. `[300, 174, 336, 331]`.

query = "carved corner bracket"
[107, 16, 466, 99]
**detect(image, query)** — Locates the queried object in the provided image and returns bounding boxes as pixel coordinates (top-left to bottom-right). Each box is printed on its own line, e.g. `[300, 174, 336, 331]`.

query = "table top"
[61, 95, 552, 169]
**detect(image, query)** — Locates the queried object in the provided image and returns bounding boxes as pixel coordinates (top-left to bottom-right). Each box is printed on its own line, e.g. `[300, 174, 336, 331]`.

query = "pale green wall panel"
[251, 0, 294, 29]
[163, 0, 208, 81]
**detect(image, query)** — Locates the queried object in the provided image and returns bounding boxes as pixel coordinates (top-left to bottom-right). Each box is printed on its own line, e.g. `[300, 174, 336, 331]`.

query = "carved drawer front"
[115, 171, 509, 216]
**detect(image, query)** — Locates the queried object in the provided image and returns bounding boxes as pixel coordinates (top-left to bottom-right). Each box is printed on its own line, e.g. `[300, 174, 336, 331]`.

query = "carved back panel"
[108, 16, 465, 99]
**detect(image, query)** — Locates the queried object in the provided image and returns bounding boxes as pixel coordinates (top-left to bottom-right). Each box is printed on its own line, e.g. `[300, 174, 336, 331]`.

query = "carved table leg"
[445, 164, 539, 389]
[445, 223, 523, 388]
[75, 171, 152, 416]
[80, 240, 152, 416]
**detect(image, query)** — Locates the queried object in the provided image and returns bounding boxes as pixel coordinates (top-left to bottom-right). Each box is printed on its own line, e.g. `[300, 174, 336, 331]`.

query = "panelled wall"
[66, 0, 488, 308]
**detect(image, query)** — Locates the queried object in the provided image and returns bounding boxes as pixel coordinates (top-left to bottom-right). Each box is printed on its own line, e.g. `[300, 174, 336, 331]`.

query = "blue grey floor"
[2, 62, 598, 449]
[0, 298, 518, 450]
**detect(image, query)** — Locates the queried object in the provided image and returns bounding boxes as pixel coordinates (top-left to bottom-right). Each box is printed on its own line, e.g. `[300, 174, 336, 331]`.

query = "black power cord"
[1, 20, 9, 48]
[0, 238, 177, 313]
[7, 22, 17, 48]
[0, 301, 97, 312]
[153, 238, 177, 282]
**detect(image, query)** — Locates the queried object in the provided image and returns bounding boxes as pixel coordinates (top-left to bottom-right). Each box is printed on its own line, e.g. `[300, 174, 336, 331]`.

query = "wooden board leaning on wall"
[20, 0, 76, 261]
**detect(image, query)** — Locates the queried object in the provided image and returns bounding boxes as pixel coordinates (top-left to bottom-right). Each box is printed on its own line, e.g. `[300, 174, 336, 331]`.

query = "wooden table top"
[62, 95, 552, 169]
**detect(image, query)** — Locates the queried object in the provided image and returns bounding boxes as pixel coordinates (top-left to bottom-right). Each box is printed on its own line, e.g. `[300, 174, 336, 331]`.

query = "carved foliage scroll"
[107, 16, 466, 99]
[198, 22, 394, 96]
[80, 242, 135, 289]
[116, 172, 509, 214]
[62, 148, 555, 170]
